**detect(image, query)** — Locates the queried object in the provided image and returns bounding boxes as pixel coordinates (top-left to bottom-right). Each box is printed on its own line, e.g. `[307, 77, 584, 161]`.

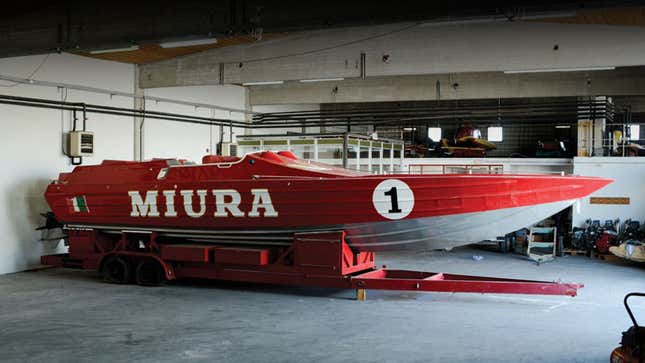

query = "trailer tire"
[135, 259, 166, 286]
[103, 255, 131, 284]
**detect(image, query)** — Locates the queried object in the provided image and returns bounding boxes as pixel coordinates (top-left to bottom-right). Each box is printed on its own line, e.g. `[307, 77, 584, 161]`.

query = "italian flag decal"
[67, 196, 90, 213]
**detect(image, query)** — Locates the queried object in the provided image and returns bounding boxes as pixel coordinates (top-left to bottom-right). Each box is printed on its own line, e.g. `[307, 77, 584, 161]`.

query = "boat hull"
[45, 153, 612, 252]
[344, 199, 575, 250]
[65, 199, 575, 251]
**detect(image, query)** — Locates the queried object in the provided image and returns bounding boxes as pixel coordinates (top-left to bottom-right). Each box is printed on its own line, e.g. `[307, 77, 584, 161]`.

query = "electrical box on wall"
[69, 131, 94, 157]
[220, 142, 238, 156]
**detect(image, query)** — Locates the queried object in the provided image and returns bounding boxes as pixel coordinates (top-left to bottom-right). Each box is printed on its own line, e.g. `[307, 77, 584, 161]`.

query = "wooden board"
[73, 33, 286, 64]
[562, 249, 587, 256]
[589, 197, 630, 205]
[527, 7, 645, 28]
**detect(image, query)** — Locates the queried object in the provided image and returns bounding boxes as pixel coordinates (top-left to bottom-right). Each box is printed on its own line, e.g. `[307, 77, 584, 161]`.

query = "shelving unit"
[527, 227, 557, 264]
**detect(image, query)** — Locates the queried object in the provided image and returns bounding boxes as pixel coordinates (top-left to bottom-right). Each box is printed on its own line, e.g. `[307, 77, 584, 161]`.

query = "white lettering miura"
[249, 189, 278, 217]
[128, 191, 160, 217]
[180, 190, 207, 218]
[213, 189, 245, 217]
[128, 189, 278, 218]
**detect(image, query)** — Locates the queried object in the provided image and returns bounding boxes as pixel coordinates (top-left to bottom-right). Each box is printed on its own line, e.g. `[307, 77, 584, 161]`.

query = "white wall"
[144, 86, 247, 162]
[573, 157, 645, 227]
[0, 54, 247, 274]
[0, 53, 135, 274]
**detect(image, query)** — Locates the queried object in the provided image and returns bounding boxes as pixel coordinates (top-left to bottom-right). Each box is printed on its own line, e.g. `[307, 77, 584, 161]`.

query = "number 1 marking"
[384, 187, 402, 213]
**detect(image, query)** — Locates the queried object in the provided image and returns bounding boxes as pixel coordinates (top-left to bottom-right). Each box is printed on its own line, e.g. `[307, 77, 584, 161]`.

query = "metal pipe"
[0, 73, 256, 115]
[0, 93, 618, 131]
[0, 94, 249, 128]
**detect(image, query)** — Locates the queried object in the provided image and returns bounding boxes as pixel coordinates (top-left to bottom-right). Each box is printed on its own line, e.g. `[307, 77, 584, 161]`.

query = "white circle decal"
[372, 179, 414, 220]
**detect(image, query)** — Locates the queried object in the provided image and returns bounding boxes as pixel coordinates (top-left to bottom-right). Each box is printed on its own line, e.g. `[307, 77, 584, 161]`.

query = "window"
[487, 126, 503, 142]
[628, 124, 640, 140]
[428, 127, 442, 141]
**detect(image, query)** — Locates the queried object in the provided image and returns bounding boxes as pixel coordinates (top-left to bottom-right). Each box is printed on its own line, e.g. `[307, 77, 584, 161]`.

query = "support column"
[133, 65, 145, 161]
[243, 87, 252, 136]
[577, 96, 607, 157]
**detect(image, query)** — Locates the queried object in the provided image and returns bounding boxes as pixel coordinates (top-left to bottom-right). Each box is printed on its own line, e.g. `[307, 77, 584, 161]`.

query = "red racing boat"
[45, 151, 611, 251]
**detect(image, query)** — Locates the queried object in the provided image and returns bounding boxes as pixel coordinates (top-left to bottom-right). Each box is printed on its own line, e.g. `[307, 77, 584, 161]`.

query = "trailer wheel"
[103, 255, 131, 284]
[135, 259, 166, 286]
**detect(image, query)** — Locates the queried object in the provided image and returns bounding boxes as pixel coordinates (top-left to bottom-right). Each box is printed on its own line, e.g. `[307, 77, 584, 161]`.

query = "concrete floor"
[0, 246, 643, 363]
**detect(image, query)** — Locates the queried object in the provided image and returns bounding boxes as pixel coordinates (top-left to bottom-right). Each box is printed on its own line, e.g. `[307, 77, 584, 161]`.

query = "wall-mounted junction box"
[69, 131, 94, 157]
[220, 142, 238, 156]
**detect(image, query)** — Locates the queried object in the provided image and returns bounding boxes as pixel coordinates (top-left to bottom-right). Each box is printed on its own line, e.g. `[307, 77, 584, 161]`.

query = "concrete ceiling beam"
[247, 67, 645, 105]
[140, 21, 645, 89]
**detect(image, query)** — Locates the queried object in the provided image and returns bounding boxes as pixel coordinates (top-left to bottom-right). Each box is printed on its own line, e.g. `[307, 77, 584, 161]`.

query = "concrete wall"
[573, 157, 645, 227]
[0, 54, 246, 274]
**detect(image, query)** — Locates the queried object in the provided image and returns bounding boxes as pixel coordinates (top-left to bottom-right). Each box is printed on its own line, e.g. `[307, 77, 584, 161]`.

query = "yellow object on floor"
[610, 242, 645, 262]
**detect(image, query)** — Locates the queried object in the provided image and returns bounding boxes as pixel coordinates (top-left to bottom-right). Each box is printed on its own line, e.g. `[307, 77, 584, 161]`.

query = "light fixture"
[628, 124, 641, 140]
[403, 127, 417, 131]
[487, 126, 503, 142]
[160, 38, 218, 48]
[299, 77, 345, 83]
[503, 66, 615, 74]
[428, 127, 442, 140]
[555, 125, 571, 129]
[90, 45, 140, 54]
[241, 80, 285, 86]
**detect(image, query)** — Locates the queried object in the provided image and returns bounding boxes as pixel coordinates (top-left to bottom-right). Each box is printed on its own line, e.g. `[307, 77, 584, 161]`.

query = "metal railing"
[408, 164, 504, 175]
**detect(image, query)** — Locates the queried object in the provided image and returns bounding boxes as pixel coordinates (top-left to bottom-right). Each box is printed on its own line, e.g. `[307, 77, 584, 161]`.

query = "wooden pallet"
[592, 252, 621, 262]
[562, 249, 587, 256]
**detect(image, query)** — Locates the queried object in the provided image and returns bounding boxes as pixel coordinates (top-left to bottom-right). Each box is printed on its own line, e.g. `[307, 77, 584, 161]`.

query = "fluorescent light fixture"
[487, 126, 503, 142]
[90, 45, 139, 54]
[421, 17, 505, 27]
[503, 66, 615, 74]
[428, 127, 442, 141]
[299, 77, 345, 83]
[242, 81, 285, 86]
[628, 124, 640, 140]
[160, 38, 218, 48]
[555, 125, 571, 129]
[403, 127, 417, 131]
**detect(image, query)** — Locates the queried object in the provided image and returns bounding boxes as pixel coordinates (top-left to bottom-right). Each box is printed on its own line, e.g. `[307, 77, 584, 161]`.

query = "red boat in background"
[45, 151, 611, 251]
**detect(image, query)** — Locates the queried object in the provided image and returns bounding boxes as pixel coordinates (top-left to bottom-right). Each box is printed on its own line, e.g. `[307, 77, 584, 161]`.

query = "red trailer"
[41, 228, 583, 300]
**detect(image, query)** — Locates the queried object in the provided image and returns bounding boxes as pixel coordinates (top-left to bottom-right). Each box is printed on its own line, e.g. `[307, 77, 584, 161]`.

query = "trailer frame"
[41, 229, 583, 300]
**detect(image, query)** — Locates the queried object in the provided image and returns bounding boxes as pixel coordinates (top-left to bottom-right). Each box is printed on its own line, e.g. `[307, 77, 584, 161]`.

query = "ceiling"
[71, 34, 285, 64]
[2, 1, 643, 63]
